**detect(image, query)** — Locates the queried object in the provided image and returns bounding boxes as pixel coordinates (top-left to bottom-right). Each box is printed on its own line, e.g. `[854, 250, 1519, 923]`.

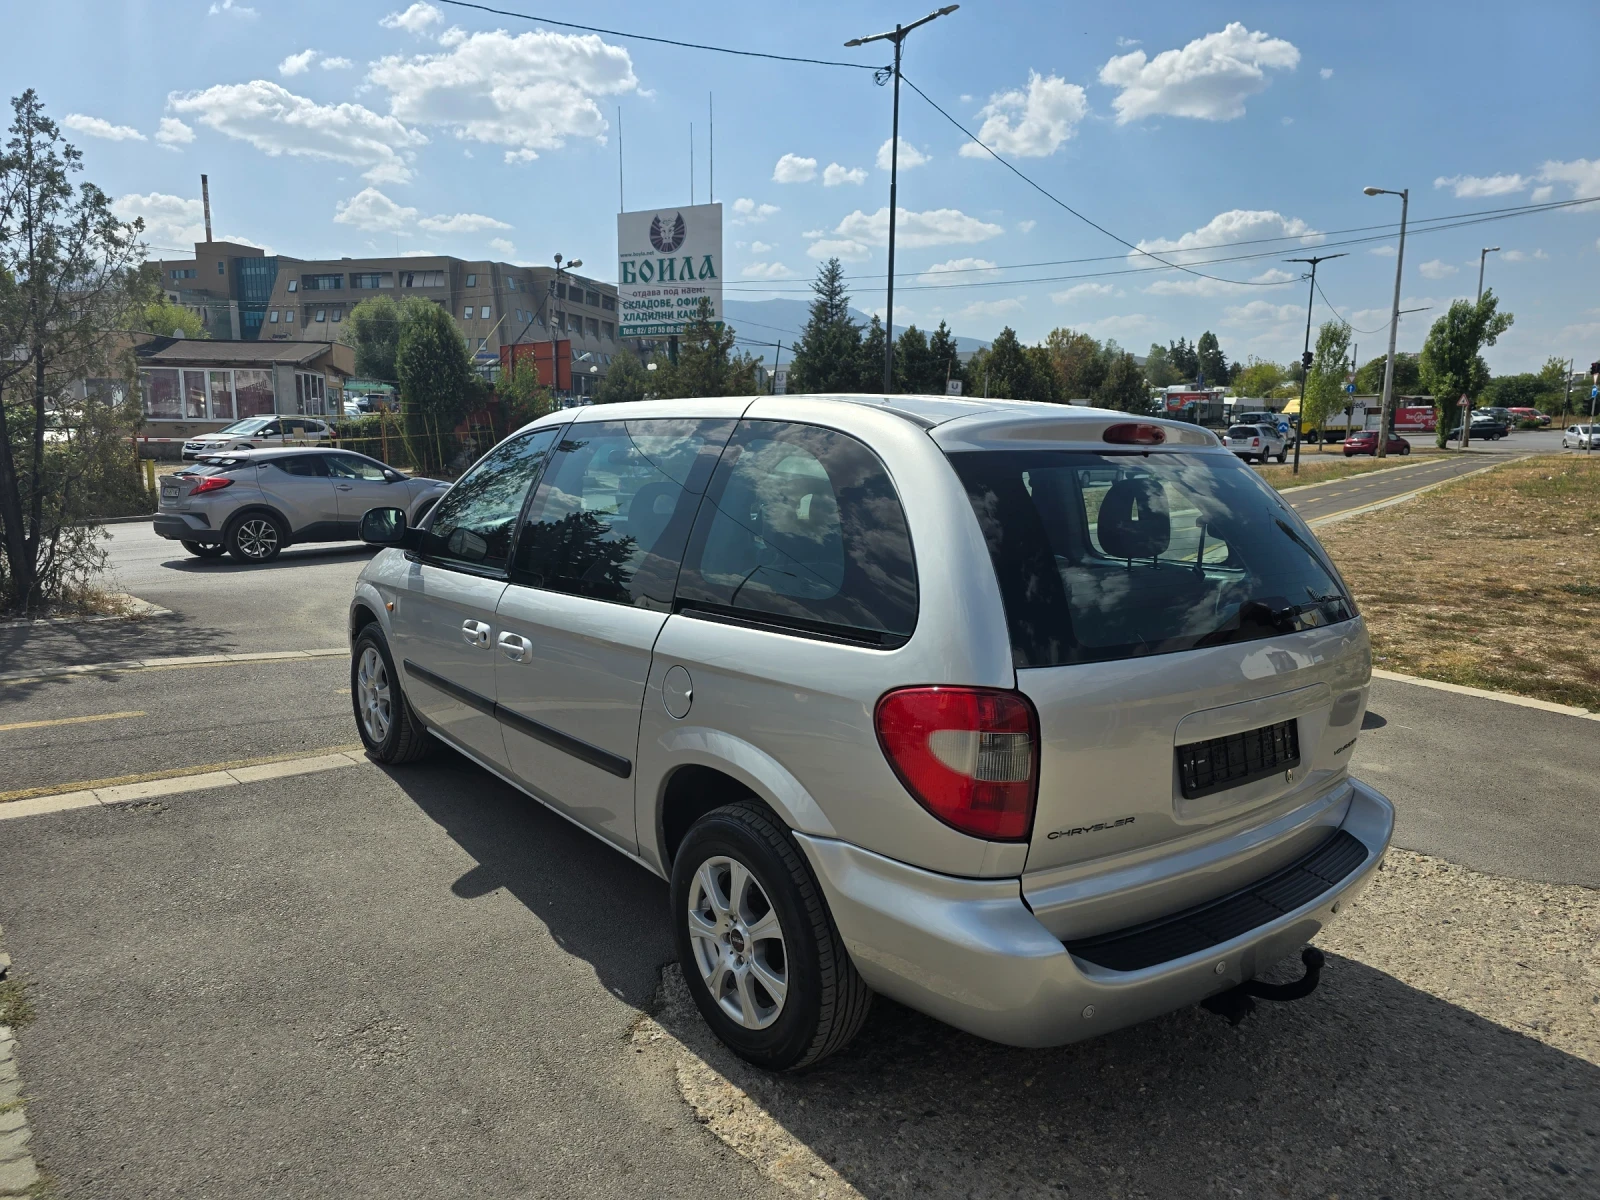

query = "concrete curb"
[81, 514, 156, 526]
[0, 594, 172, 630]
[1372, 669, 1599, 722]
[0, 935, 42, 1199]
[1306, 456, 1526, 528]
[0, 646, 346, 686]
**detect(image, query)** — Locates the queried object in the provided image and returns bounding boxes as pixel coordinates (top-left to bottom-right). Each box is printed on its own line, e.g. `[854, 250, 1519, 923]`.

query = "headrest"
[1097, 477, 1171, 561]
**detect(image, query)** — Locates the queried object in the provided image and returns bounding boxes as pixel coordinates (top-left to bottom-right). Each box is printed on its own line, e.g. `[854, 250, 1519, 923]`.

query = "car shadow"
[156, 543, 378, 574]
[1361, 709, 1388, 730]
[377, 748, 1597, 1196]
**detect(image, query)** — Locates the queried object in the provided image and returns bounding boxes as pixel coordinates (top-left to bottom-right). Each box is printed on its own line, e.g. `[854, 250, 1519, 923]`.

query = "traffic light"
[1302, 351, 1314, 371]
[1590, 360, 1600, 378]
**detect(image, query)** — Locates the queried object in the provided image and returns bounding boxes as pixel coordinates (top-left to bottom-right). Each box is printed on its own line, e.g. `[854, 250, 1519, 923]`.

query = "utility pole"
[1476, 246, 1500, 305]
[1459, 247, 1500, 452]
[1590, 362, 1600, 455]
[1562, 358, 1573, 428]
[1363, 185, 1409, 457]
[1286, 253, 1347, 475]
[846, 5, 959, 395]
[552, 253, 582, 405]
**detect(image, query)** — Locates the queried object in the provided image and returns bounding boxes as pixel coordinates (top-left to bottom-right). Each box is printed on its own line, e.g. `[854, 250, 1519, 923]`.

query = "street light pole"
[1363, 186, 1409, 458]
[1286, 253, 1347, 475]
[846, 5, 959, 395]
[1476, 246, 1500, 305]
[552, 253, 582, 406]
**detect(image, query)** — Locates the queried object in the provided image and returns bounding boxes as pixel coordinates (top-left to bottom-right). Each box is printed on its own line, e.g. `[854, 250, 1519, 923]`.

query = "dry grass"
[1254, 446, 1463, 491]
[1317, 454, 1600, 709]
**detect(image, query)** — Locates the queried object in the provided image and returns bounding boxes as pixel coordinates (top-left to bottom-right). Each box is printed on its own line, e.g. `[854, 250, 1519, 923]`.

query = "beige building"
[154, 239, 623, 396]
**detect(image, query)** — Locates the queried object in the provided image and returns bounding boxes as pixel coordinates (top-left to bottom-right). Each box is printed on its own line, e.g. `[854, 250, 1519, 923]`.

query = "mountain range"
[720, 298, 991, 362]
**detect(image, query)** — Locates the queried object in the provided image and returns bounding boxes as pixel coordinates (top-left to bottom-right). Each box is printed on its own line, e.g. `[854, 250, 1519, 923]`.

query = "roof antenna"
[201, 174, 213, 243]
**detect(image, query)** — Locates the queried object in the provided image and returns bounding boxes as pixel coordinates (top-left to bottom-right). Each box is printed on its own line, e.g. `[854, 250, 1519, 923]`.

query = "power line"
[1312, 278, 1395, 335]
[433, 0, 883, 70]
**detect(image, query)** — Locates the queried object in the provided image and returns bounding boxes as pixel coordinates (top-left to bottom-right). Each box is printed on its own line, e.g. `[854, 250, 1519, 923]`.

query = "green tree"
[1169, 337, 1198, 382]
[1024, 343, 1063, 404]
[1196, 331, 1228, 386]
[786, 258, 863, 394]
[1418, 291, 1513, 445]
[975, 328, 1059, 402]
[926, 321, 965, 394]
[655, 298, 757, 397]
[1044, 327, 1106, 399]
[1143, 343, 1179, 388]
[1232, 357, 1284, 399]
[1354, 351, 1422, 396]
[858, 314, 887, 392]
[595, 345, 650, 405]
[1301, 321, 1353, 445]
[496, 355, 552, 428]
[0, 90, 143, 613]
[893, 324, 936, 393]
[1093, 350, 1149, 413]
[342, 294, 435, 382]
[395, 297, 480, 465]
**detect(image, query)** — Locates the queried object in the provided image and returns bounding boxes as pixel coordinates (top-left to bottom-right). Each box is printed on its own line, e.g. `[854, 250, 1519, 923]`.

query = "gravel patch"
[633, 851, 1599, 1199]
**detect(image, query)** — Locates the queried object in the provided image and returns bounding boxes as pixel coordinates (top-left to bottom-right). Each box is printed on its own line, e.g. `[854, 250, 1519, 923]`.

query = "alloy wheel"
[236, 518, 279, 560]
[686, 854, 789, 1029]
[356, 646, 392, 744]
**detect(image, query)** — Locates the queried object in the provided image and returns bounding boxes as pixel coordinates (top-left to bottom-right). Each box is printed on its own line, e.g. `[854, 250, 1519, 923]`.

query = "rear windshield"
[218, 418, 271, 434]
[1226, 426, 1261, 438]
[951, 450, 1357, 668]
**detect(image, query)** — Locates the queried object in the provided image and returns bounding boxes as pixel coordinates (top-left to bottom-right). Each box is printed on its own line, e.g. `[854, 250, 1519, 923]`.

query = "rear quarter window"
[675, 420, 918, 647]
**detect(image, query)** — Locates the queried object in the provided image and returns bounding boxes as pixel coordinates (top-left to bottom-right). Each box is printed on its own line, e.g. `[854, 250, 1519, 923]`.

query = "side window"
[423, 429, 561, 571]
[676, 421, 918, 647]
[325, 454, 389, 481]
[259, 421, 282, 437]
[511, 419, 733, 608]
[277, 455, 327, 478]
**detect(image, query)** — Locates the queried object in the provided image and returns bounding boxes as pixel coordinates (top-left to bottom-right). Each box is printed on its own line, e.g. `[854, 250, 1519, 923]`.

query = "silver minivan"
[348, 395, 1393, 1070]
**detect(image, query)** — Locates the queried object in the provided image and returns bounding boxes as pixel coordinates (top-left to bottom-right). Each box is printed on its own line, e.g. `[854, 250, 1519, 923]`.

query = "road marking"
[0, 647, 347, 686]
[0, 742, 364, 805]
[0, 745, 369, 821]
[1306, 457, 1525, 528]
[0, 710, 145, 733]
[1372, 670, 1599, 721]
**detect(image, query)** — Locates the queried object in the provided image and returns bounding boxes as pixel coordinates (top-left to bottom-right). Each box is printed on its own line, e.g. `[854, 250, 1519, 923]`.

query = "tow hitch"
[1201, 946, 1325, 1026]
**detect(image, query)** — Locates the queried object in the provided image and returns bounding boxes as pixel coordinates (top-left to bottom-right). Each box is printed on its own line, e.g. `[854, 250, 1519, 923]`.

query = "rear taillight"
[1103, 422, 1166, 445]
[874, 686, 1039, 841]
[190, 476, 233, 495]
[1251, 437, 1260, 446]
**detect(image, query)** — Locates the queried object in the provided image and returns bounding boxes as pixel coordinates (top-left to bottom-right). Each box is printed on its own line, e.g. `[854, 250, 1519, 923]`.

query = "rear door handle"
[497, 632, 532, 662]
[462, 620, 492, 647]
[334, 483, 353, 491]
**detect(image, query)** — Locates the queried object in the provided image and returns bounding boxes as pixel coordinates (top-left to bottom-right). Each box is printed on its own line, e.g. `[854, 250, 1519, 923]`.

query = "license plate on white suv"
[161, 485, 179, 500]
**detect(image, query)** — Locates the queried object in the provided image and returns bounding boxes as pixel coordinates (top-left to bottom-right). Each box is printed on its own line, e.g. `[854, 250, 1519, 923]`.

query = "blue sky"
[12, 0, 1599, 373]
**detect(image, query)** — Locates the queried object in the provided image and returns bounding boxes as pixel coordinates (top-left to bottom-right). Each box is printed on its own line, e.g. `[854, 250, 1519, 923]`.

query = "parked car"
[1235, 410, 1296, 445]
[1507, 407, 1550, 427]
[1223, 423, 1288, 462]
[1562, 424, 1598, 449]
[1342, 431, 1411, 457]
[1444, 418, 1508, 442]
[181, 416, 331, 460]
[348, 397, 1393, 1070]
[155, 448, 448, 562]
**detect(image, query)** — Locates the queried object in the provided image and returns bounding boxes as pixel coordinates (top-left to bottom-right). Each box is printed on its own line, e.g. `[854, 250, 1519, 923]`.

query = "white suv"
[181, 416, 330, 460]
[347, 396, 1392, 1069]
[1224, 422, 1288, 463]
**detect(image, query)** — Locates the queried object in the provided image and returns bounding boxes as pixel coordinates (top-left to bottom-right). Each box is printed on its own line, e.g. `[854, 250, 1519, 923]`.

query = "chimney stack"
[201, 174, 213, 243]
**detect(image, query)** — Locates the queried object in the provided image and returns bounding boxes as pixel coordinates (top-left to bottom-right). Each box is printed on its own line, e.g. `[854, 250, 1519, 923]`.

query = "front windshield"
[219, 418, 271, 435]
[952, 449, 1358, 667]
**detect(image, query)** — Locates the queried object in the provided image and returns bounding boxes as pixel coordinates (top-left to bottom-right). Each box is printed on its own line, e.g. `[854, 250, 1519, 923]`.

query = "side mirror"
[360, 507, 415, 548]
[383, 468, 404, 482]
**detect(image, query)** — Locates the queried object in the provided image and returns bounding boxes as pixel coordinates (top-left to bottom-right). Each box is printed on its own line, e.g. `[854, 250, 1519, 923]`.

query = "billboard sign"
[617, 203, 722, 338]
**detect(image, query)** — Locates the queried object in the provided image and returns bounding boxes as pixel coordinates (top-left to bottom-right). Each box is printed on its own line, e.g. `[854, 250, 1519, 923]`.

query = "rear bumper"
[796, 777, 1393, 1048]
[153, 514, 220, 543]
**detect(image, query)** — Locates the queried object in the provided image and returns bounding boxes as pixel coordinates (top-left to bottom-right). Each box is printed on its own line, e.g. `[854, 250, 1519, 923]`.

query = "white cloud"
[1075, 313, 1154, 340]
[921, 257, 999, 284]
[732, 198, 779, 223]
[279, 49, 318, 76]
[806, 239, 872, 262]
[827, 206, 1004, 250]
[490, 238, 516, 257]
[1134, 209, 1320, 276]
[1534, 249, 1549, 259]
[1051, 281, 1119, 303]
[1538, 157, 1600, 199]
[823, 162, 867, 186]
[749, 240, 774, 254]
[772, 153, 817, 183]
[333, 187, 510, 236]
[1145, 267, 1295, 297]
[960, 72, 1087, 157]
[368, 28, 637, 158]
[1320, 67, 1333, 79]
[154, 117, 194, 146]
[1116, 37, 1141, 48]
[1099, 23, 1300, 124]
[380, 3, 442, 34]
[1223, 300, 1301, 324]
[504, 148, 536, 164]
[209, 0, 257, 17]
[1281, 116, 1294, 126]
[1018, 219, 1037, 234]
[169, 80, 426, 184]
[1433, 173, 1527, 198]
[333, 187, 418, 232]
[1369, 244, 1396, 256]
[1500, 249, 1527, 263]
[741, 262, 795, 279]
[1418, 259, 1458, 280]
[876, 137, 929, 170]
[321, 56, 354, 71]
[1531, 185, 1554, 203]
[113, 192, 204, 245]
[958, 297, 1026, 323]
[417, 210, 511, 233]
[63, 113, 145, 142]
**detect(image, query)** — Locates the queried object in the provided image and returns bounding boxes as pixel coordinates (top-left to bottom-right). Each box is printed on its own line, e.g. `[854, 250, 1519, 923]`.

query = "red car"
[1343, 430, 1411, 457]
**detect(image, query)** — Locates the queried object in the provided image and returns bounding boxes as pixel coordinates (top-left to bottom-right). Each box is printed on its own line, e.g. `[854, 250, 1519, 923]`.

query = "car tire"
[225, 512, 285, 563]
[1402, 445, 1411, 456]
[351, 625, 431, 764]
[181, 540, 225, 558]
[1276, 449, 1288, 463]
[672, 800, 871, 1072]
